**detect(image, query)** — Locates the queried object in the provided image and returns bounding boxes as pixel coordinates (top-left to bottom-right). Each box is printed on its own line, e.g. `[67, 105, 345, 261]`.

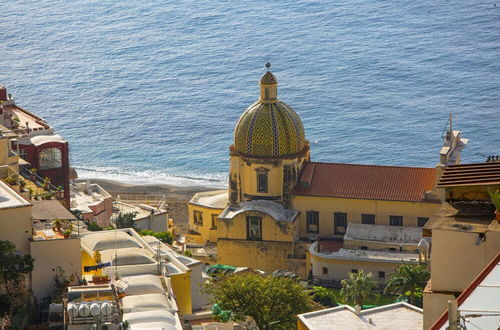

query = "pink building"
[71, 181, 113, 227]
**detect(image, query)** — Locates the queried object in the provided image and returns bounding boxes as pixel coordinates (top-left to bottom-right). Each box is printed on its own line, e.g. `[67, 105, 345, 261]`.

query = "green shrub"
[311, 286, 337, 307]
[87, 221, 103, 231]
[139, 230, 173, 245]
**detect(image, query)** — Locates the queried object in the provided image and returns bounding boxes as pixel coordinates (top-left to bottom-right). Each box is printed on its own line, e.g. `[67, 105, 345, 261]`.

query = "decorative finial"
[265, 62, 271, 70]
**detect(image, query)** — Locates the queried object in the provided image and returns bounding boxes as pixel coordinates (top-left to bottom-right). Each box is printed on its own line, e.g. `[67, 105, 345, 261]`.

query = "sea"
[1, 0, 499, 188]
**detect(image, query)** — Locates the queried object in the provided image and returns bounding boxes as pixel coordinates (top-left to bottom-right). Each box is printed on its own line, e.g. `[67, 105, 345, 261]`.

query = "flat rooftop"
[71, 182, 111, 213]
[298, 302, 423, 330]
[189, 190, 227, 209]
[1, 104, 49, 132]
[0, 180, 31, 210]
[113, 201, 166, 219]
[423, 202, 499, 236]
[311, 242, 419, 263]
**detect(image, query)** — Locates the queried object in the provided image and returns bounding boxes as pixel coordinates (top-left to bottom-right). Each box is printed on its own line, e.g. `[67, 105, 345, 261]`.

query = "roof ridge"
[308, 161, 434, 170]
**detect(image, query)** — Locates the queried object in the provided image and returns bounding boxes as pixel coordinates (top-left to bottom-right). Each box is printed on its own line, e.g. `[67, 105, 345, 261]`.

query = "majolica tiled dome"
[233, 70, 306, 159]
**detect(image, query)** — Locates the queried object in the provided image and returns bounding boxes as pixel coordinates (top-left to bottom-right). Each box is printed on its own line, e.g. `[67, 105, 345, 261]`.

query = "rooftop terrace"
[0, 180, 31, 210]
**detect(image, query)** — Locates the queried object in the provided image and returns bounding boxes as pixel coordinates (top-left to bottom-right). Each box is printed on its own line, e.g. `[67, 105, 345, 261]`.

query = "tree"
[115, 212, 137, 229]
[311, 286, 337, 307]
[384, 262, 430, 307]
[204, 272, 314, 329]
[0, 241, 34, 302]
[340, 270, 376, 307]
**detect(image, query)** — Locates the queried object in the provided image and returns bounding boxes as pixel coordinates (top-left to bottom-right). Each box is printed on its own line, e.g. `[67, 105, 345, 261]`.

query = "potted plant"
[29, 168, 37, 180]
[63, 224, 73, 238]
[52, 219, 63, 233]
[487, 187, 500, 223]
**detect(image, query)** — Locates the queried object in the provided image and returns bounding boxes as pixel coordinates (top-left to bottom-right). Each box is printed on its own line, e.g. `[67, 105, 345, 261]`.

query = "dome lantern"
[259, 63, 278, 104]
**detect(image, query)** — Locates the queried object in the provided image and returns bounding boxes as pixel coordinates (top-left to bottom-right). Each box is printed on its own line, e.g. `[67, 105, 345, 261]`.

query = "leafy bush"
[115, 212, 137, 229]
[139, 230, 173, 245]
[87, 221, 103, 231]
[311, 286, 337, 307]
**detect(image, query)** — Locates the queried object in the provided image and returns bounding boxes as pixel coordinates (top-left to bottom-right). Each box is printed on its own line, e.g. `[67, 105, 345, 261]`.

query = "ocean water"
[1, 0, 499, 187]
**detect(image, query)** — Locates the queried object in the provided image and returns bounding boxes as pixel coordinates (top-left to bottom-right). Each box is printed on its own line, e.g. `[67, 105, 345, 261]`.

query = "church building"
[187, 66, 466, 279]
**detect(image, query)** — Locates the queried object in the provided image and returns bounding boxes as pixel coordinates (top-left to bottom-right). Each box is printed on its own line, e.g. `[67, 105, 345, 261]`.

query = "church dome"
[233, 68, 306, 159]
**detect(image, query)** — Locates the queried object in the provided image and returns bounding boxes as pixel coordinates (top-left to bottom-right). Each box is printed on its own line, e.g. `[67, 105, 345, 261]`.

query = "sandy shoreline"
[78, 178, 219, 231]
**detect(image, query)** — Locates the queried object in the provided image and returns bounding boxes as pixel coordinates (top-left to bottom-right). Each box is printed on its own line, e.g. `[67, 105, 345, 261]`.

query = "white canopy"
[81, 231, 142, 251]
[123, 310, 176, 327]
[115, 274, 164, 295]
[121, 293, 174, 313]
[100, 248, 155, 266]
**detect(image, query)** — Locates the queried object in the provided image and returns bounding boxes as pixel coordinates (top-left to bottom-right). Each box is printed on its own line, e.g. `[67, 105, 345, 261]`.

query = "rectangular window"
[360, 246, 368, 250]
[322, 267, 328, 275]
[389, 215, 403, 226]
[193, 210, 203, 225]
[211, 214, 218, 229]
[334, 212, 347, 234]
[417, 217, 429, 227]
[306, 211, 319, 233]
[257, 172, 268, 193]
[247, 216, 262, 240]
[351, 269, 358, 274]
[378, 271, 385, 279]
[361, 214, 375, 225]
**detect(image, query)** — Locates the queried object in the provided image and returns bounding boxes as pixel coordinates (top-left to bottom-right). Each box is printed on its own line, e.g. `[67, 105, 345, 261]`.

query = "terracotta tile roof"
[292, 162, 439, 203]
[437, 162, 500, 187]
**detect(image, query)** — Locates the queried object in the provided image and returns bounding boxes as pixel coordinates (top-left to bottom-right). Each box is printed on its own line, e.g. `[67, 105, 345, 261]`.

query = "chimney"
[0, 86, 7, 101]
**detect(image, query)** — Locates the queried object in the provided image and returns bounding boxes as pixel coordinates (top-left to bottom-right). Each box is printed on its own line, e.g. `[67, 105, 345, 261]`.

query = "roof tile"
[292, 162, 439, 203]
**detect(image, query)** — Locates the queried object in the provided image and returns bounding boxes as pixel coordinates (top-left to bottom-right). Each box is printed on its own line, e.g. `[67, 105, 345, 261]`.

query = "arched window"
[39, 148, 62, 170]
[256, 168, 269, 193]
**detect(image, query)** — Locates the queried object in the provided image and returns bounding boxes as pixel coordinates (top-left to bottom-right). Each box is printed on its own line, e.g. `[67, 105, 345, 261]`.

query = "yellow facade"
[217, 212, 297, 272]
[187, 203, 222, 245]
[229, 155, 307, 204]
[0, 132, 20, 179]
[81, 250, 103, 276]
[293, 195, 440, 237]
[170, 271, 193, 315]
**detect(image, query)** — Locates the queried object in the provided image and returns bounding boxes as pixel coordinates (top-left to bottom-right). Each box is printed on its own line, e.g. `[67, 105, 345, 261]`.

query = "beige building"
[30, 199, 82, 299]
[310, 223, 426, 286]
[430, 252, 500, 330]
[113, 200, 169, 232]
[0, 180, 32, 255]
[422, 161, 500, 329]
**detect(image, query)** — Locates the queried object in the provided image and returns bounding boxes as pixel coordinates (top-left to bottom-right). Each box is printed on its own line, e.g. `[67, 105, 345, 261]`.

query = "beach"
[82, 178, 217, 231]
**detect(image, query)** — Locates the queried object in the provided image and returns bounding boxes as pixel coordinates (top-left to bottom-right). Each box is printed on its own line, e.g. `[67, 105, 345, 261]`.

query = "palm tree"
[384, 262, 430, 306]
[340, 270, 376, 307]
